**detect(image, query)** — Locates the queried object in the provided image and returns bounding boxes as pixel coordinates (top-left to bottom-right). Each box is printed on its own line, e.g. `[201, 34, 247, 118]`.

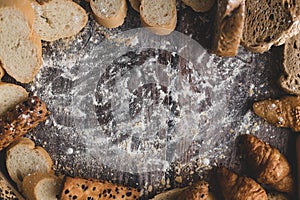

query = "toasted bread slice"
[90, 0, 127, 28]
[6, 138, 53, 190]
[182, 0, 215, 12]
[241, 0, 300, 53]
[212, 0, 245, 57]
[22, 172, 63, 200]
[140, 0, 177, 35]
[0, 0, 42, 83]
[31, 0, 88, 41]
[0, 82, 28, 117]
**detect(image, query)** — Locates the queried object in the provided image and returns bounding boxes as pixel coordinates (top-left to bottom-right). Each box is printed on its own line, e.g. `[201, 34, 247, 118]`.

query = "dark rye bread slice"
[61, 177, 140, 200]
[0, 96, 50, 151]
[280, 32, 300, 94]
[241, 0, 300, 53]
[212, 0, 245, 57]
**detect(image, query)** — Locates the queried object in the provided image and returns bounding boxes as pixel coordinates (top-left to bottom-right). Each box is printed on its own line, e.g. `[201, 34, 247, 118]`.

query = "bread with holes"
[182, 0, 215, 12]
[61, 176, 140, 200]
[0, 82, 28, 117]
[6, 137, 53, 190]
[22, 172, 63, 200]
[241, 0, 300, 53]
[31, 0, 88, 41]
[0, 96, 49, 151]
[212, 0, 245, 57]
[140, 0, 177, 35]
[0, 0, 42, 83]
[279, 32, 300, 94]
[90, 0, 127, 28]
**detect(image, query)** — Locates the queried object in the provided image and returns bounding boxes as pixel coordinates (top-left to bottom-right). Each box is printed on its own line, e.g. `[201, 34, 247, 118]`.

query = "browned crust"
[129, 0, 140, 12]
[140, 0, 177, 35]
[90, 0, 127, 28]
[182, 0, 215, 12]
[61, 176, 140, 200]
[212, 0, 245, 57]
[0, 96, 50, 151]
[0, 65, 4, 80]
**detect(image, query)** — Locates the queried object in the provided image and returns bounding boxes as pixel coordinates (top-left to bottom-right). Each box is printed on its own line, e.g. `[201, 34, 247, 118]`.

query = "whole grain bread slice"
[140, 0, 177, 35]
[0, 82, 28, 117]
[22, 172, 63, 200]
[241, 0, 300, 53]
[212, 0, 245, 57]
[90, 0, 127, 28]
[61, 176, 140, 200]
[0, 0, 42, 83]
[279, 32, 300, 94]
[31, 0, 88, 42]
[6, 137, 53, 190]
[182, 0, 215, 12]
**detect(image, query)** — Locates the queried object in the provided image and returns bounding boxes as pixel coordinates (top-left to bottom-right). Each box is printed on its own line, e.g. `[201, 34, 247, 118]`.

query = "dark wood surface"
[0, 1, 298, 199]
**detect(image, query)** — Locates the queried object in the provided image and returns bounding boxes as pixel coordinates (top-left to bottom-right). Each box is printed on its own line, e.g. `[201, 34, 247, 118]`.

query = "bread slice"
[0, 96, 50, 151]
[0, 171, 24, 200]
[140, 0, 177, 35]
[129, 0, 140, 12]
[241, 0, 300, 53]
[6, 137, 53, 190]
[31, 0, 88, 42]
[0, 82, 28, 117]
[0, 0, 42, 83]
[60, 176, 140, 200]
[212, 0, 245, 57]
[90, 0, 127, 28]
[182, 0, 215, 12]
[22, 172, 63, 200]
[279, 32, 300, 94]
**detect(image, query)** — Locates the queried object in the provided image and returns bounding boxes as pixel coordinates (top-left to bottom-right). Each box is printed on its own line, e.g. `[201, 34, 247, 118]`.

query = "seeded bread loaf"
[279, 32, 300, 94]
[129, 0, 140, 12]
[0, 83, 28, 117]
[31, 0, 88, 42]
[241, 0, 300, 53]
[212, 0, 245, 57]
[0, 0, 42, 83]
[0, 96, 50, 151]
[61, 176, 140, 200]
[140, 0, 177, 35]
[182, 0, 215, 12]
[22, 172, 63, 200]
[6, 137, 53, 190]
[90, 0, 127, 28]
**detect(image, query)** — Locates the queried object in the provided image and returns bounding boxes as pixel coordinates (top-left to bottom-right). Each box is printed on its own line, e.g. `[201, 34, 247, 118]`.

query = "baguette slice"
[61, 177, 140, 200]
[212, 0, 245, 57]
[140, 0, 177, 35]
[6, 137, 53, 190]
[0, 82, 28, 117]
[90, 0, 127, 28]
[0, 0, 42, 83]
[31, 0, 88, 42]
[22, 172, 63, 200]
[0, 96, 50, 151]
[279, 32, 300, 94]
[241, 0, 300, 53]
[182, 0, 215, 12]
[129, 0, 140, 12]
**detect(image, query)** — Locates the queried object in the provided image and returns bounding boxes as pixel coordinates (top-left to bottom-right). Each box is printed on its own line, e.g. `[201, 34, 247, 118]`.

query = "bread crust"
[182, 0, 215, 12]
[129, 0, 140, 12]
[140, 0, 177, 35]
[90, 0, 127, 28]
[0, 65, 4, 80]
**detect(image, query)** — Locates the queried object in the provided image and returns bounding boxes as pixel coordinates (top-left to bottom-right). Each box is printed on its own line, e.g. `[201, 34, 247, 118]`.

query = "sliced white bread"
[129, 0, 140, 12]
[241, 0, 300, 53]
[31, 0, 88, 42]
[22, 172, 63, 200]
[0, 65, 4, 80]
[90, 0, 127, 28]
[0, 0, 42, 83]
[6, 137, 53, 190]
[182, 0, 215, 12]
[0, 82, 28, 117]
[140, 0, 177, 35]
